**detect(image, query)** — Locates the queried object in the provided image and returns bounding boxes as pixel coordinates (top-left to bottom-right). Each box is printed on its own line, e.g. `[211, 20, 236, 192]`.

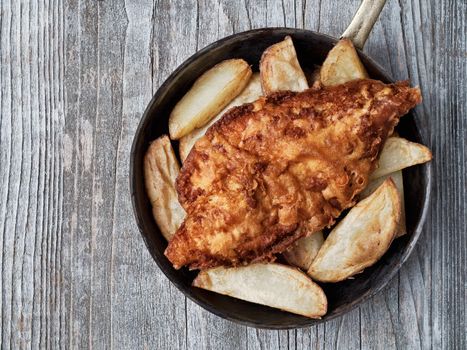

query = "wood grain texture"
[0, 0, 465, 349]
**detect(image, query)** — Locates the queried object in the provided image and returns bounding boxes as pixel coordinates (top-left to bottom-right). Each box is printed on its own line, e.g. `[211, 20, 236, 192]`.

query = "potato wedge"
[260, 36, 308, 95]
[360, 171, 406, 236]
[283, 231, 324, 271]
[193, 263, 327, 318]
[169, 59, 252, 139]
[144, 136, 185, 241]
[370, 137, 432, 179]
[308, 179, 401, 282]
[179, 73, 263, 161]
[320, 38, 368, 86]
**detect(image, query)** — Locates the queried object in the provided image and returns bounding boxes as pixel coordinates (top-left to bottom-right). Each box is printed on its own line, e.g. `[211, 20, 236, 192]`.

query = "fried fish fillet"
[165, 79, 421, 270]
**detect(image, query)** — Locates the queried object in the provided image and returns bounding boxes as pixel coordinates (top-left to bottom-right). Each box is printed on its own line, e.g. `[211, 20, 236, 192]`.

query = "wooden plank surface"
[0, 0, 465, 349]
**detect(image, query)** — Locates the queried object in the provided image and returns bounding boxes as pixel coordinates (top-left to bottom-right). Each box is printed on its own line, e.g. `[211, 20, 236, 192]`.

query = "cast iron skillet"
[130, 0, 431, 329]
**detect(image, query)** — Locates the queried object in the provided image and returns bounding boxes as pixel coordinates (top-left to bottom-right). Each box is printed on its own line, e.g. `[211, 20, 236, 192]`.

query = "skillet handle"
[341, 0, 387, 49]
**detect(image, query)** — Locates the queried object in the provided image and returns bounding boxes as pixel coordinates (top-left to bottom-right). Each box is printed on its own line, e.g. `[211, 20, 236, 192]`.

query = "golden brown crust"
[166, 79, 421, 270]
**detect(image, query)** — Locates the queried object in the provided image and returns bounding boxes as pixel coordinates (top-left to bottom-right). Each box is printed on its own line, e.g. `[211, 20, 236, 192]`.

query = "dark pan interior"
[130, 28, 431, 329]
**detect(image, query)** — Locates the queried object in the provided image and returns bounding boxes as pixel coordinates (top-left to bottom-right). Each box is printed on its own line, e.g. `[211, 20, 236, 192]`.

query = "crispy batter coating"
[165, 79, 421, 270]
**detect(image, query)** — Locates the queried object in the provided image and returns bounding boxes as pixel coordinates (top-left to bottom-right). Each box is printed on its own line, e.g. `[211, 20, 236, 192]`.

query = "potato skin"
[360, 170, 407, 237]
[179, 73, 263, 162]
[169, 59, 252, 139]
[260, 36, 308, 95]
[193, 263, 327, 319]
[283, 231, 324, 271]
[144, 135, 185, 241]
[308, 179, 401, 282]
[320, 38, 368, 87]
[370, 137, 432, 179]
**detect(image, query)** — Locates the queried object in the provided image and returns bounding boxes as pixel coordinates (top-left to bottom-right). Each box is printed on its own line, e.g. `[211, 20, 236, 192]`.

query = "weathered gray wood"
[0, 0, 465, 349]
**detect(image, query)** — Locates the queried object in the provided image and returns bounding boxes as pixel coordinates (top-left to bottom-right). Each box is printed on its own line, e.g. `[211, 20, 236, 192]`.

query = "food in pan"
[179, 73, 263, 162]
[165, 79, 421, 270]
[369, 136, 432, 179]
[260, 36, 309, 95]
[143, 37, 432, 319]
[193, 263, 327, 319]
[360, 170, 406, 236]
[169, 59, 252, 139]
[144, 136, 185, 241]
[308, 178, 400, 282]
[269, 36, 360, 270]
[320, 38, 368, 86]
[283, 231, 324, 271]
